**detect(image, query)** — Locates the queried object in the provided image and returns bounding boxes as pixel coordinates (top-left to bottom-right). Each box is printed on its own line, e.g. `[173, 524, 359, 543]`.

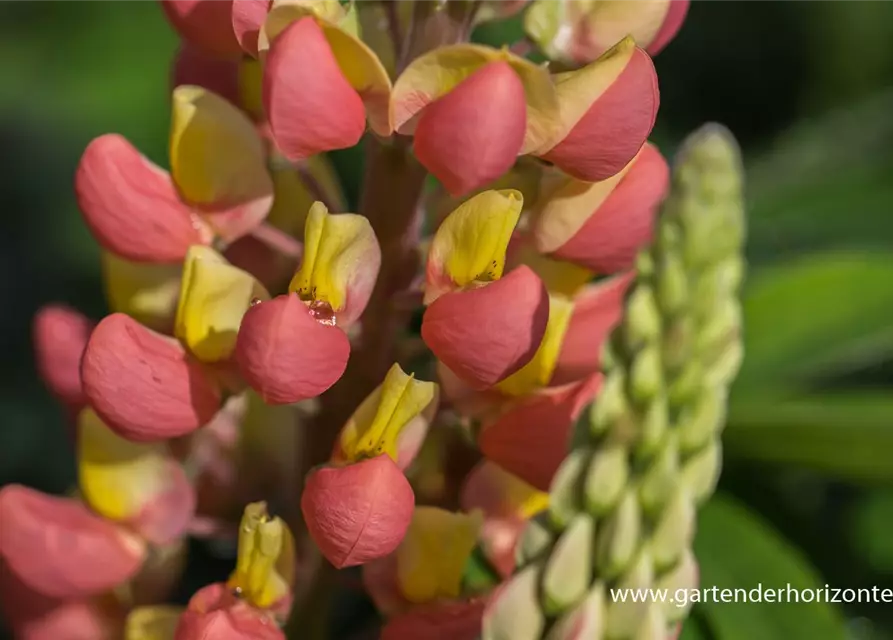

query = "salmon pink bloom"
[259, 5, 392, 159]
[174, 583, 284, 640]
[421, 190, 550, 389]
[479, 374, 603, 491]
[33, 304, 93, 412]
[75, 86, 273, 263]
[381, 599, 487, 640]
[531, 37, 659, 183]
[0, 485, 145, 599]
[531, 143, 670, 273]
[77, 408, 196, 546]
[81, 313, 222, 441]
[304, 365, 435, 568]
[525, 0, 690, 64]
[302, 455, 415, 570]
[160, 0, 244, 59]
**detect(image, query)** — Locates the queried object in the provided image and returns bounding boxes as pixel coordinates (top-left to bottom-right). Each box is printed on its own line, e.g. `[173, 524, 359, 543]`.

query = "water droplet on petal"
[308, 299, 337, 327]
[250, 297, 263, 307]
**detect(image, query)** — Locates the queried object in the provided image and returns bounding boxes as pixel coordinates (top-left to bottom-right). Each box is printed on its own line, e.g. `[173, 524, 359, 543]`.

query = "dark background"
[1, 2, 892, 638]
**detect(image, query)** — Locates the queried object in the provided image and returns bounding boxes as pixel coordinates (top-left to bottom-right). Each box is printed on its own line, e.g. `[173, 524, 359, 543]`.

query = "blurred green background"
[0, 1, 892, 639]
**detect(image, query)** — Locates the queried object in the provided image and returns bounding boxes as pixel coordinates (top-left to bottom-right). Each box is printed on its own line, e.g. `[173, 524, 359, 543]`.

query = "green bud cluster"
[482, 124, 746, 640]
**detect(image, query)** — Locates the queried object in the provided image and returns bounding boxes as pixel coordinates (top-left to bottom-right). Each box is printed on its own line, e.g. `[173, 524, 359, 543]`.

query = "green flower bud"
[634, 604, 671, 640]
[542, 513, 596, 613]
[545, 583, 606, 640]
[605, 546, 654, 639]
[516, 513, 555, 568]
[595, 488, 641, 580]
[650, 484, 696, 572]
[628, 345, 662, 405]
[656, 252, 688, 316]
[624, 284, 662, 351]
[667, 359, 703, 408]
[483, 562, 546, 640]
[678, 386, 727, 454]
[584, 445, 629, 515]
[589, 370, 628, 437]
[634, 394, 669, 459]
[549, 448, 591, 529]
[655, 549, 699, 623]
[660, 316, 695, 375]
[638, 434, 680, 516]
[681, 440, 723, 505]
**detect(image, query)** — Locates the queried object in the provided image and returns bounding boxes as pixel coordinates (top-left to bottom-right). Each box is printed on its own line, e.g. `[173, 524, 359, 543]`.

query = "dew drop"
[250, 297, 263, 307]
[308, 300, 337, 327]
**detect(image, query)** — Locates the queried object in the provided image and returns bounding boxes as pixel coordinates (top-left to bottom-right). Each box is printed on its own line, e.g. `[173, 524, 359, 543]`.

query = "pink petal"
[421, 266, 550, 390]
[74, 134, 210, 263]
[541, 48, 658, 182]
[413, 62, 526, 197]
[234, 294, 350, 404]
[301, 455, 415, 569]
[479, 375, 603, 491]
[33, 305, 93, 409]
[171, 41, 241, 107]
[648, 0, 690, 55]
[175, 582, 285, 640]
[361, 553, 407, 617]
[130, 460, 197, 546]
[550, 272, 633, 386]
[552, 145, 669, 273]
[0, 485, 145, 599]
[160, 0, 242, 59]
[81, 313, 222, 442]
[381, 599, 486, 640]
[479, 518, 525, 579]
[232, 0, 271, 57]
[262, 17, 366, 161]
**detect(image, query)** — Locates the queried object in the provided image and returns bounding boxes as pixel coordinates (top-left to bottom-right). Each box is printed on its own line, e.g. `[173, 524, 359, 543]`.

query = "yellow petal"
[124, 606, 183, 640]
[101, 251, 182, 333]
[175, 245, 270, 363]
[530, 36, 639, 156]
[425, 189, 523, 305]
[259, 4, 392, 135]
[169, 85, 272, 215]
[229, 501, 296, 609]
[510, 238, 594, 297]
[396, 507, 484, 603]
[77, 407, 171, 522]
[391, 43, 560, 153]
[496, 294, 575, 396]
[288, 201, 380, 325]
[238, 56, 265, 121]
[339, 363, 438, 463]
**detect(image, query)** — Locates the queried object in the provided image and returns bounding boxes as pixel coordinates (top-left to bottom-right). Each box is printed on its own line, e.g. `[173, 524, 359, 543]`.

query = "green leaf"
[852, 489, 893, 575]
[693, 494, 848, 640]
[734, 251, 893, 393]
[725, 392, 893, 483]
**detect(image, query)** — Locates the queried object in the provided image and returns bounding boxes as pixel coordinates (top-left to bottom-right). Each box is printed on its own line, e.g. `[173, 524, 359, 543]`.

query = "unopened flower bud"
[82, 313, 222, 441]
[482, 562, 546, 640]
[235, 294, 350, 405]
[301, 454, 415, 568]
[0, 485, 145, 599]
[542, 512, 594, 613]
[583, 445, 629, 515]
[604, 547, 654, 638]
[595, 488, 641, 580]
[544, 583, 606, 640]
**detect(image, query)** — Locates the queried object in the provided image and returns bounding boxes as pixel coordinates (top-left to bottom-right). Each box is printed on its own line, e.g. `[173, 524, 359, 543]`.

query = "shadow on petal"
[422, 266, 549, 390]
[0, 485, 145, 599]
[232, 0, 271, 57]
[81, 314, 222, 441]
[381, 599, 486, 640]
[160, 0, 242, 58]
[171, 42, 241, 108]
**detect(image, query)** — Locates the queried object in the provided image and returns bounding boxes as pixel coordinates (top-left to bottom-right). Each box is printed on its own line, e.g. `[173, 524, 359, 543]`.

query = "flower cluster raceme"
[9, 0, 697, 638]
